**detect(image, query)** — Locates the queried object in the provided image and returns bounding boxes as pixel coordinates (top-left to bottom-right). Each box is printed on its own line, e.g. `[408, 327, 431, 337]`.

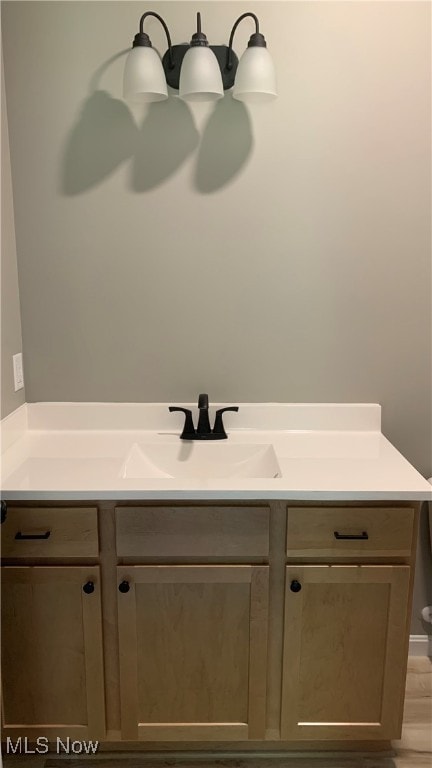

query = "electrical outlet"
[13, 353, 24, 391]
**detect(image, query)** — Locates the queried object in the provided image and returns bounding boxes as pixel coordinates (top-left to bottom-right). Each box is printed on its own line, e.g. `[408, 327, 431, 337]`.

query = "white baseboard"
[409, 634, 432, 657]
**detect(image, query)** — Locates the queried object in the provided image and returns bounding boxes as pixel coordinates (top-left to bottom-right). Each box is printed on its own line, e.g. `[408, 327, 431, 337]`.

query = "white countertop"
[1, 403, 431, 502]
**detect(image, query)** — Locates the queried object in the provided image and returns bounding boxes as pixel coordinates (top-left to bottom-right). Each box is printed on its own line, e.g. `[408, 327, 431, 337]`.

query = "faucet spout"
[197, 393, 211, 436]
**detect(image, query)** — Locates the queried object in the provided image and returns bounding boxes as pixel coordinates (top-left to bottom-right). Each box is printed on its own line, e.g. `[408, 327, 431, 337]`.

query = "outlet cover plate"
[13, 353, 24, 391]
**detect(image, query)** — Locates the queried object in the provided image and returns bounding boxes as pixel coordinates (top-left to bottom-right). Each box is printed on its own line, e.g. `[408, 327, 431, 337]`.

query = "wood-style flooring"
[2, 657, 431, 768]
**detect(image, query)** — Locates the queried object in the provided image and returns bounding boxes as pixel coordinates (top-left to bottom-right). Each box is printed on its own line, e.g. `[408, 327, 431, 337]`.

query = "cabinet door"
[1, 566, 105, 740]
[281, 565, 410, 740]
[117, 565, 269, 741]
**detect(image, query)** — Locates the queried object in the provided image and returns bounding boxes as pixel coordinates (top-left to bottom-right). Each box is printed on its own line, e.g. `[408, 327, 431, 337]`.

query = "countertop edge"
[2, 490, 431, 502]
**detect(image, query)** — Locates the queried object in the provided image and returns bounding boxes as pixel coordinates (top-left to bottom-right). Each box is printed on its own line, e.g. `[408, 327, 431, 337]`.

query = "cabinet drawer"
[287, 507, 414, 558]
[116, 506, 269, 558]
[1, 507, 99, 559]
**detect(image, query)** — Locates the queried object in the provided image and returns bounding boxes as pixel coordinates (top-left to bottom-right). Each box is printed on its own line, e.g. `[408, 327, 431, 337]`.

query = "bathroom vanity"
[1, 403, 431, 754]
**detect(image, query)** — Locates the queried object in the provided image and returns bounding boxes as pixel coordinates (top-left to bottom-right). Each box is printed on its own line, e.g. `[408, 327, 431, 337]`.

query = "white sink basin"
[120, 442, 282, 479]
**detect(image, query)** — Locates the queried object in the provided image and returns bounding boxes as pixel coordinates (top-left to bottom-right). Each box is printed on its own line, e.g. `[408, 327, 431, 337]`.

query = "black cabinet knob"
[119, 580, 130, 593]
[83, 581, 95, 594]
[290, 579, 302, 593]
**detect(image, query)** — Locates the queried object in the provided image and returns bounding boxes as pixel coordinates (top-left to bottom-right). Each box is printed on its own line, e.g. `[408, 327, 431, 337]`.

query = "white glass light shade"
[179, 46, 224, 102]
[123, 46, 168, 103]
[233, 46, 277, 103]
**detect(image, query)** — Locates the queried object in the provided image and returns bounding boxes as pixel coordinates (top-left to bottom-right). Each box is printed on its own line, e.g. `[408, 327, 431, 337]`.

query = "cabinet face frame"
[281, 565, 411, 741]
[117, 565, 269, 742]
[1, 566, 106, 741]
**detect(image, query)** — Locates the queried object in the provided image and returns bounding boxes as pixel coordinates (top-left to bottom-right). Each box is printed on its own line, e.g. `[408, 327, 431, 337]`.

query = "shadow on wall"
[60, 53, 253, 195]
[195, 96, 253, 194]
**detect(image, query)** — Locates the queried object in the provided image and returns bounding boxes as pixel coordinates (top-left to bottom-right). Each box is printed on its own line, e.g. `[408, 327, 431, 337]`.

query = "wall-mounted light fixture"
[123, 11, 277, 104]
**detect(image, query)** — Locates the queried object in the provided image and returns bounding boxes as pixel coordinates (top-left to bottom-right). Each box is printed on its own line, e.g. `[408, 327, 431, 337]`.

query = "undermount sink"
[120, 442, 282, 480]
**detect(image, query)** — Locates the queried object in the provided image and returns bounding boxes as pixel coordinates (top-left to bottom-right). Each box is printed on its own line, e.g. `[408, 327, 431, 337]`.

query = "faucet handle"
[212, 406, 239, 439]
[169, 407, 196, 439]
[198, 393, 209, 409]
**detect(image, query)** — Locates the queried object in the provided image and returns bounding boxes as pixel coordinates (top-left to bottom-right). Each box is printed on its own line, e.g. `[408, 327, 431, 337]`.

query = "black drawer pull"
[334, 531, 369, 540]
[119, 581, 130, 593]
[290, 580, 302, 593]
[83, 581, 95, 594]
[15, 531, 51, 541]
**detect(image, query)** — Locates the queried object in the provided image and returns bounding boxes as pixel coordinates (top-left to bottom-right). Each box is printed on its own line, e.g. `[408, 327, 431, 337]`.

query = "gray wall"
[2, 1, 431, 632]
[1, 53, 25, 417]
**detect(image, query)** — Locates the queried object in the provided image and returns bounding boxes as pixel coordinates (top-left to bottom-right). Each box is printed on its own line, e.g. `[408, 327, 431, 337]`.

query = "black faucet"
[169, 394, 239, 440]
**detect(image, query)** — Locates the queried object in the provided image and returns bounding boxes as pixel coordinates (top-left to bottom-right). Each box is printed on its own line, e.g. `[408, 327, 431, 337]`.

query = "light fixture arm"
[226, 13, 266, 71]
[134, 11, 174, 70]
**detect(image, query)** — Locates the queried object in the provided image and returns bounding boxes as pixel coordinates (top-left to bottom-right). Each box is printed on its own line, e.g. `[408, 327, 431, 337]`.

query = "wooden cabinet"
[116, 565, 269, 741]
[1, 565, 105, 740]
[1, 505, 105, 741]
[114, 506, 271, 742]
[281, 506, 416, 743]
[1, 500, 418, 751]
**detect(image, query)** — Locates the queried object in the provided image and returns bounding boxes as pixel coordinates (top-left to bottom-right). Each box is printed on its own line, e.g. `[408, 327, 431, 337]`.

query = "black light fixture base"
[162, 44, 239, 91]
